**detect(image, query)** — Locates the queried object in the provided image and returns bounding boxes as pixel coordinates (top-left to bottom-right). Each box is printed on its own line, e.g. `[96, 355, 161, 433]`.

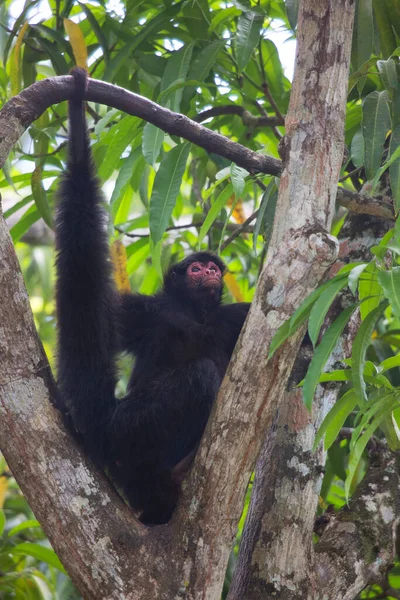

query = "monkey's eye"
[191, 266, 201, 272]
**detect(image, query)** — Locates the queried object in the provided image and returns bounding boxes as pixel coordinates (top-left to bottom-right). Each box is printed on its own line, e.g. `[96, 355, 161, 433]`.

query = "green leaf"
[3, 2, 35, 65]
[235, 11, 263, 72]
[389, 125, 400, 211]
[378, 268, 400, 318]
[269, 274, 349, 359]
[308, 277, 348, 346]
[352, 0, 374, 70]
[303, 305, 357, 411]
[230, 164, 248, 198]
[348, 263, 368, 295]
[313, 389, 359, 451]
[318, 370, 352, 383]
[35, 37, 69, 74]
[285, 0, 299, 30]
[350, 129, 365, 169]
[268, 308, 308, 360]
[31, 166, 53, 228]
[0, 510, 5, 536]
[373, 0, 397, 58]
[149, 143, 191, 246]
[7, 520, 41, 537]
[103, 2, 183, 81]
[110, 148, 139, 220]
[380, 411, 400, 451]
[362, 91, 391, 180]
[98, 117, 139, 181]
[345, 400, 396, 500]
[10, 207, 40, 243]
[209, 7, 241, 32]
[198, 183, 234, 246]
[253, 179, 277, 253]
[142, 123, 164, 167]
[161, 43, 194, 112]
[10, 543, 66, 573]
[352, 300, 388, 405]
[379, 355, 400, 373]
[79, 2, 110, 62]
[377, 58, 398, 90]
[183, 40, 226, 104]
[359, 262, 382, 320]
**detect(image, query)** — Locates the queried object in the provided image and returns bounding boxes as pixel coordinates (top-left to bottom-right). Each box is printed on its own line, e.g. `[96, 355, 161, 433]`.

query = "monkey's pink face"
[186, 261, 222, 290]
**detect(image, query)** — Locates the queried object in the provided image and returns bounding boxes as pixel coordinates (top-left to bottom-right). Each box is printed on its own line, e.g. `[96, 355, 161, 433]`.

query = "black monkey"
[55, 68, 250, 524]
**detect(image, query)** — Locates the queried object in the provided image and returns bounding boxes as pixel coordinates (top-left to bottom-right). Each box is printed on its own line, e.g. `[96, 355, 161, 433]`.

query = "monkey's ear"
[170, 271, 177, 280]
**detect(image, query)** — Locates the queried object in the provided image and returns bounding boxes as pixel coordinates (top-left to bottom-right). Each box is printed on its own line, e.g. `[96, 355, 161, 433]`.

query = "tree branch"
[0, 76, 282, 176]
[336, 187, 395, 221]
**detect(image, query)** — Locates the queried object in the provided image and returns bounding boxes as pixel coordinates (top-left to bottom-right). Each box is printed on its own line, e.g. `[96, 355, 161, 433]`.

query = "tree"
[0, 0, 400, 598]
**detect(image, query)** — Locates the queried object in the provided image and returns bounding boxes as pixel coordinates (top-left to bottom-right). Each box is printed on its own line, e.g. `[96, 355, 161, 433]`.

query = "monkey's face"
[186, 261, 222, 292]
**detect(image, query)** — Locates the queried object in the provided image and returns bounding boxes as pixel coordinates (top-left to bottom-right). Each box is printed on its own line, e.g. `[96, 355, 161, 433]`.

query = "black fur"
[55, 68, 250, 524]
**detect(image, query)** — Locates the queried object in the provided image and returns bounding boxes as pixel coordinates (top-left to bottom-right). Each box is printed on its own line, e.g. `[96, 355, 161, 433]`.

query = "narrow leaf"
[230, 164, 248, 198]
[98, 117, 139, 181]
[303, 305, 357, 411]
[359, 262, 382, 320]
[79, 3, 109, 61]
[198, 183, 233, 245]
[161, 43, 194, 112]
[142, 123, 164, 167]
[352, 0, 374, 70]
[235, 11, 263, 71]
[110, 148, 139, 219]
[0, 510, 5, 536]
[377, 58, 398, 90]
[352, 300, 388, 405]
[11, 542, 66, 572]
[362, 91, 391, 180]
[286, 0, 299, 30]
[10, 207, 40, 242]
[378, 268, 400, 318]
[348, 263, 368, 295]
[183, 40, 226, 104]
[345, 401, 396, 500]
[11, 22, 28, 96]
[379, 355, 400, 373]
[149, 143, 191, 246]
[31, 166, 53, 228]
[313, 389, 358, 451]
[350, 129, 365, 169]
[269, 274, 349, 359]
[103, 3, 183, 81]
[308, 277, 348, 346]
[8, 520, 41, 537]
[253, 179, 276, 253]
[64, 18, 88, 69]
[389, 124, 400, 210]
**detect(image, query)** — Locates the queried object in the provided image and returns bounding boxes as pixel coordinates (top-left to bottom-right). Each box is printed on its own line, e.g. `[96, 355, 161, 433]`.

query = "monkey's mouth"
[202, 276, 221, 288]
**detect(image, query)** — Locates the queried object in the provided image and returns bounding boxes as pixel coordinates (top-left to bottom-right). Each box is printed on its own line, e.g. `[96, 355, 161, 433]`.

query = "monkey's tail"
[55, 68, 117, 463]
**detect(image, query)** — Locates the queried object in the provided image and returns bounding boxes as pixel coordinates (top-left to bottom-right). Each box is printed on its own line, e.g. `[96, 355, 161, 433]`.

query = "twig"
[17, 141, 67, 159]
[195, 105, 281, 128]
[115, 221, 255, 239]
[220, 210, 259, 251]
[339, 166, 363, 182]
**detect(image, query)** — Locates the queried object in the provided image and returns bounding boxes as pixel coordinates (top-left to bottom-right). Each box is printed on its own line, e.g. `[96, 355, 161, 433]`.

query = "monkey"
[55, 68, 250, 524]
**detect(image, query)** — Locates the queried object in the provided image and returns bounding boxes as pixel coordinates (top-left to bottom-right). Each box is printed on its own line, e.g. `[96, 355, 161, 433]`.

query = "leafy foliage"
[2, 0, 400, 596]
